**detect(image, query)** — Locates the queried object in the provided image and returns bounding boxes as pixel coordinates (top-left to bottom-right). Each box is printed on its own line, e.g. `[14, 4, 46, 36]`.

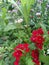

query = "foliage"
[0, 0, 49, 65]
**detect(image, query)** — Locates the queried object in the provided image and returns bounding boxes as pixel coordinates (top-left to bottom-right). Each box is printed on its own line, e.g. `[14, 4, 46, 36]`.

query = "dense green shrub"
[0, 0, 49, 65]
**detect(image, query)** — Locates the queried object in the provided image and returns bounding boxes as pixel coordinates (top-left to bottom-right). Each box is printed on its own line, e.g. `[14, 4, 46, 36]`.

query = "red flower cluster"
[31, 49, 40, 65]
[30, 28, 44, 50]
[48, 31, 49, 34]
[13, 28, 45, 65]
[30, 28, 45, 65]
[13, 43, 30, 65]
[32, 28, 44, 36]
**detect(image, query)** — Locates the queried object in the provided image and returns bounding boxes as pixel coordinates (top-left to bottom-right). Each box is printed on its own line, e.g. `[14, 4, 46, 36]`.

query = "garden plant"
[0, 0, 49, 65]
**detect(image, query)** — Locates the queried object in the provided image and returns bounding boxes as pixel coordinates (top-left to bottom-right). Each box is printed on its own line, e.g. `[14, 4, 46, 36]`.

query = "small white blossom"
[8, 9, 17, 13]
[47, 4, 49, 8]
[15, 20, 18, 23]
[15, 18, 23, 23]
[0, 47, 2, 49]
[31, 9, 34, 12]
[47, 49, 49, 54]
[8, 11, 11, 13]
[37, 0, 43, 3]
[36, 12, 41, 16]
[9, 22, 13, 24]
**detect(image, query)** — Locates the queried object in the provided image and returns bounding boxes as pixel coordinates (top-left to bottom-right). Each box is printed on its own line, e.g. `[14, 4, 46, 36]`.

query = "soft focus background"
[0, 0, 49, 65]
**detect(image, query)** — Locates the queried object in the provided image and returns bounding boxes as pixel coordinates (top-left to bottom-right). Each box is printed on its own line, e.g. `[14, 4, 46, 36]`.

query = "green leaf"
[4, 24, 16, 31]
[29, 43, 36, 50]
[44, 63, 49, 65]
[20, 0, 35, 23]
[8, 0, 23, 15]
[0, 39, 3, 44]
[0, 60, 5, 65]
[39, 53, 49, 64]
[21, 0, 34, 6]
[5, 57, 9, 65]
[26, 57, 34, 65]
[40, 23, 47, 35]
[9, 0, 35, 24]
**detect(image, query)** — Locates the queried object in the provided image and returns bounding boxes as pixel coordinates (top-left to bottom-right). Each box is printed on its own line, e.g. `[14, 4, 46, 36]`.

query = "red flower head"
[33, 59, 40, 65]
[31, 49, 39, 59]
[37, 28, 44, 35]
[13, 50, 22, 61]
[32, 30, 38, 36]
[32, 28, 44, 36]
[35, 35, 44, 44]
[14, 44, 25, 50]
[35, 43, 43, 50]
[30, 35, 36, 43]
[48, 31, 49, 34]
[23, 44, 30, 52]
[30, 28, 44, 50]
[31, 49, 40, 65]
[13, 43, 30, 65]
[14, 61, 19, 65]
[14, 43, 30, 53]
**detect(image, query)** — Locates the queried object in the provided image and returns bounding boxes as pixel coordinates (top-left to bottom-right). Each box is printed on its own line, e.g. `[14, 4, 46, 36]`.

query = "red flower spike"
[13, 43, 30, 65]
[23, 44, 30, 52]
[35, 35, 44, 44]
[25, 47, 30, 52]
[32, 28, 44, 36]
[14, 61, 19, 65]
[30, 36, 36, 43]
[14, 43, 30, 53]
[30, 35, 44, 44]
[30, 28, 44, 50]
[48, 31, 49, 34]
[33, 59, 40, 65]
[35, 43, 43, 50]
[14, 44, 24, 50]
[31, 49, 39, 59]
[31, 49, 40, 65]
[37, 28, 44, 35]
[32, 30, 38, 36]
[13, 50, 22, 61]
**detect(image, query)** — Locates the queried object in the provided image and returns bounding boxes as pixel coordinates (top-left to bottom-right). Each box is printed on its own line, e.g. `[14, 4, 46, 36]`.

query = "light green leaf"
[44, 63, 49, 65]
[20, 0, 35, 23]
[39, 53, 49, 64]
[4, 24, 16, 31]
[40, 23, 47, 35]
[29, 43, 36, 50]
[26, 57, 34, 65]
[0, 60, 5, 65]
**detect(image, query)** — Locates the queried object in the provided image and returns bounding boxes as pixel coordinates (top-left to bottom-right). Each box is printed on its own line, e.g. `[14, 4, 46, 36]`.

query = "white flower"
[15, 18, 23, 23]
[9, 22, 13, 24]
[31, 9, 34, 12]
[47, 49, 49, 54]
[8, 11, 11, 13]
[47, 4, 49, 8]
[0, 47, 2, 49]
[15, 20, 18, 23]
[8, 0, 14, 2]
[36, 12, 41, 16]
[37, 0, 43, 3]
